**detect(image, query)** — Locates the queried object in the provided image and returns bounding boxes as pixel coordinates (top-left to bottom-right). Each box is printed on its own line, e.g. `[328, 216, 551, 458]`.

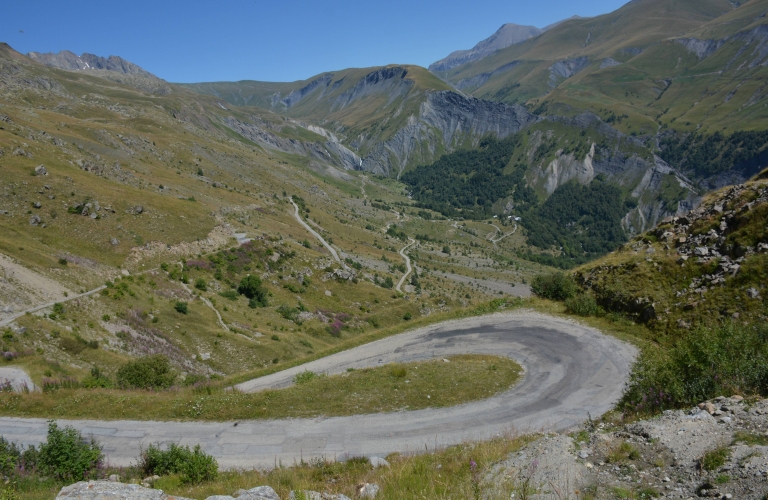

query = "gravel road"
[0, 311, 636, 470]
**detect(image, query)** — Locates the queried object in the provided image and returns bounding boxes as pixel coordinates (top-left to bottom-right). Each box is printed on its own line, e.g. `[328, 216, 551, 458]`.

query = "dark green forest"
[660, 130, 768, 180]
[402, 136, 536, 219]
[519, 179, 629, 268]
[402, 134, 630, 268]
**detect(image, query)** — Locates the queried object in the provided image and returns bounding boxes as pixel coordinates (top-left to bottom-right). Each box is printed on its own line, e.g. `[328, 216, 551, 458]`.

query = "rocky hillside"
[27, 50, 156, 77]
[575, 175, 768, 328]
[483, 395, 768, 499]
[188, 66, 539, 176]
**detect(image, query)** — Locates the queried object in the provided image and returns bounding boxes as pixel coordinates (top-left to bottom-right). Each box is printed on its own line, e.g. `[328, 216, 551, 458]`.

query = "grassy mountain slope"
[186, 65, 452, 145]
[441, 0, 734, 102]
[187, 65, 541, 176]
[0, 42, 542, 389]
[574, 174, 768, 330]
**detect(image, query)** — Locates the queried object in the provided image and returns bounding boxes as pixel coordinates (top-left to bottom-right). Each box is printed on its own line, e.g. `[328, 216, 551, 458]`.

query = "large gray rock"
[55, 480, 193, 499]
[289, 491, 351, 500]
[368, 456, 390, 468]
[236, 486, 280, 500]
[356, 483, 380, 498]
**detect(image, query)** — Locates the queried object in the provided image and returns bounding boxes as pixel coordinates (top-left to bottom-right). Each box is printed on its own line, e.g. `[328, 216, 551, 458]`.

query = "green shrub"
[174, 301, 188, 314]
[116, 355, 176, 390]
[701, 447, 730, 471]
[622, 321, 768, 414]
[238, 275, 268, 307]
[277, 304, 300, 323]
[0, 437, 21, 477]
[52, 303, 65, 316]
[37, 421, 103, 481]
[403, 312, 412, 320]
[81, 367, 113, 389]
[218, 290, 239, 301]
[139, 443, 217, 484]
[531, 272, 577, 301]
[382, 277, 394, 289]
[293, 371, 318, 385]
[565, 294, 601, 316]
[194, 278, 207, 291]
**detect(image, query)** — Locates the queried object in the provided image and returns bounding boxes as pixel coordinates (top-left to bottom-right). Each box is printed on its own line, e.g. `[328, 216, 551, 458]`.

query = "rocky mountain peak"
[26, 50, 158, 79]
[429, 23, 543, 73]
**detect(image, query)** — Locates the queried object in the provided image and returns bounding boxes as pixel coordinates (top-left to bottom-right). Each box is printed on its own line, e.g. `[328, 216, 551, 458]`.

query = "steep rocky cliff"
[357, 91, 538, 176]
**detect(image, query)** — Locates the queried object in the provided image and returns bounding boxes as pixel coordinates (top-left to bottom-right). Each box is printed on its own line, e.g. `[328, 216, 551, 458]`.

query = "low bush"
[531, 272, 577, 301]
[194, 278, 207, 291]
[218, 290, 239, 301]
[622, 321, 768, 414]
[116, 355, 176, 390]
[293, 371, 319, 385]
[700, 446, 730, 471]
[565, 294, 601, 317]
[238, 275, 268, 307]
[173, 301, 188, 314]
[139, 443, 218, 484]
[37, 421, 103, 481]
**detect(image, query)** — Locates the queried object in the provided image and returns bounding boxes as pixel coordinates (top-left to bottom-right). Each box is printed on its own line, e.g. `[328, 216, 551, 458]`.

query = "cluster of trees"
[402, 136, 534, 219]
[660, 130, 768, 178]
[520, 179, 628, 268]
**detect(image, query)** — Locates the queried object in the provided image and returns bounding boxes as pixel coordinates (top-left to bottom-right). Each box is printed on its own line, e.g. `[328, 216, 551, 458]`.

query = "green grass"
[606, 441, 640, 464]
[0, 354, 521, 421]
[700, 446, 730, 471]
[9, 431, 537, 500]
[732, 431, 768, 447]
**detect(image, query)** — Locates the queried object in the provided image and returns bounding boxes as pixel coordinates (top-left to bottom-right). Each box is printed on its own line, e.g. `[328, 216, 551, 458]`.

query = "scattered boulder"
[29, 215, 41, 226]
[235, 486, 280, 500]
[32, 201, 41, 209]
[289, 492, 350, 500]
[55, 480, 193, 500]
[368, 456, 390, 468]
[746, 287, 761, 299]
[356, 483, 380, 498]
[694, 247, 709, 257]
[13, 148, 31, 158]
[110, 238, 120, 246]
[34, 164, 48, 176]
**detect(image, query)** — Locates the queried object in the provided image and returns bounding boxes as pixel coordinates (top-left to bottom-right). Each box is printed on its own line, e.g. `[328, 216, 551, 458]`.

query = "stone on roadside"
[55, 480, 193, 499]
[356, 483, 381, 498]
[235, 485, 280, 500]
[369, 456, 390, 468]
[289, 491, 351, 500]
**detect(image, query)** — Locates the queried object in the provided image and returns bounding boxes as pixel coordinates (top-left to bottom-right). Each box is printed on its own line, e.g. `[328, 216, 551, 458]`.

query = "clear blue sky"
[2, 0, 628, 83]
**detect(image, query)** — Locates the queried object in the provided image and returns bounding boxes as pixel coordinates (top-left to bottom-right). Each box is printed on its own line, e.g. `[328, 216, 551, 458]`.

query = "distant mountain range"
[429, 16, 583, 74]
[26, 50, 158, 78]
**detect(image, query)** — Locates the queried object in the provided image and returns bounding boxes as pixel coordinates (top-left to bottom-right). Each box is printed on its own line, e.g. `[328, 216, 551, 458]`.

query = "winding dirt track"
[0, 311, 636, 470]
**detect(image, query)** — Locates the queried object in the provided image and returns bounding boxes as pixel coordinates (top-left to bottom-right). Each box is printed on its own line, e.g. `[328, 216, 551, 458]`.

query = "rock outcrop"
[359, 91, 537, 176]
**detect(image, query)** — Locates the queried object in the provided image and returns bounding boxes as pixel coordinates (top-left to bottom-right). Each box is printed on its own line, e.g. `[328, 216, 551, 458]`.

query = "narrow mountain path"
[175, 262, 229, 333]
[290, 197, 347, 268]
[395, 238, 416, 292]
[0, 286, 107, 328]
[0, 312, 637, 469]
[487, 223, 518, 245]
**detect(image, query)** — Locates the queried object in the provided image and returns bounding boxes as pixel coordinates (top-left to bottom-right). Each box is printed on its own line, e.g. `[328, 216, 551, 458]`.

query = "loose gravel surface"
[0, 311, 636, 469]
